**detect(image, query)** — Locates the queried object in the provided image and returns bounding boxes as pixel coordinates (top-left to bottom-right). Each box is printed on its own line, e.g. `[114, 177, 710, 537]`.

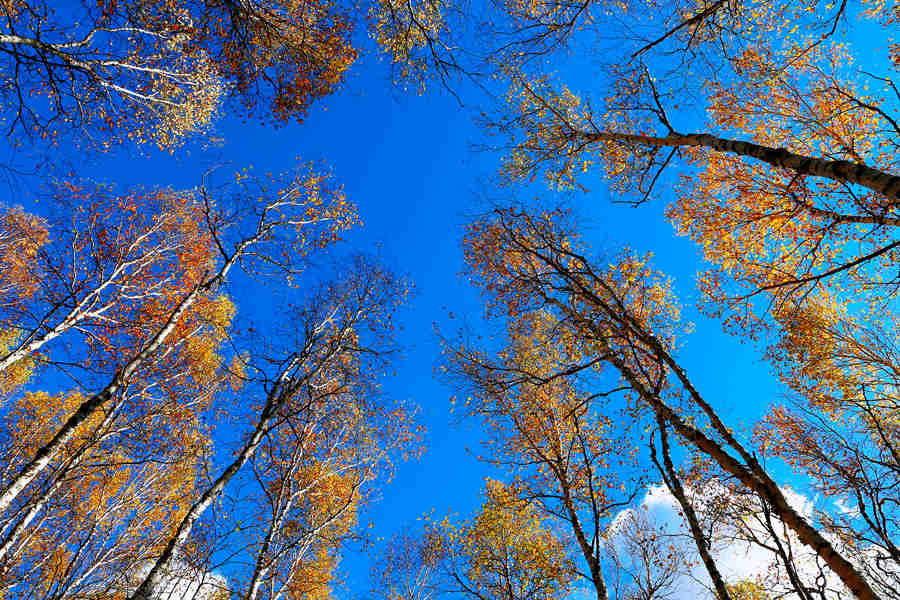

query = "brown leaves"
[0, 0, 360, 154]
[206, 0, 358, 124]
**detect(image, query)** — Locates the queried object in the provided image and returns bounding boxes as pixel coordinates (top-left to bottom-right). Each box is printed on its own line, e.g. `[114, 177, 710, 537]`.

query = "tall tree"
[452, 206, 896, 600]
[130, 258, 412, 600]
[374, 481, 576, 600]
[0, 163, 357, 517]
[443, 302, 652, 600]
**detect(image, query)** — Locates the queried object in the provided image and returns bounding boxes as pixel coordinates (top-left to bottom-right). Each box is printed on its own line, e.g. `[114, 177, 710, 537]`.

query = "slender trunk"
[0, 403, 119, 561]
[129, 370, 293, 600]
[650, 415, 731, 600]
[0, 477, 64, 562]
[244, 498, 292, 600]
[244, 551, 271, 600]
[269, 490, 362, 600]
[582, 130, 900, 202]
[758, 501, 816, 600]
[558, 477, 608, 600]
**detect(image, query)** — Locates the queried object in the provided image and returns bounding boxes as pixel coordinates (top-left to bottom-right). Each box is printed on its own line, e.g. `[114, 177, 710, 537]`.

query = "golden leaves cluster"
[433, 480, 575, 600]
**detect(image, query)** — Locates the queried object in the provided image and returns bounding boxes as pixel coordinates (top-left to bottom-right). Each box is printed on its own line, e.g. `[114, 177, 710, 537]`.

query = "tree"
[434, 480, 575, 600]
[0, 183, 223, 383]
[487, 1, 900, 327]
[372, 527, 443, 600]
[0, 0, 358, 152]
[449, 206, 896, 600]
[0, 163, 357, 515]
[604, 507, 687, 600]
[442, 299, 653, 600]
[0, 386, 209, 597]
[129, 258, 412, 600]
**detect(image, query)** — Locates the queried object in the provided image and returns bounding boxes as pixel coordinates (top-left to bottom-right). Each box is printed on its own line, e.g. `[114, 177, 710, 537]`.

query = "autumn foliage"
[0, 166, 415, 600]
[5, 0, 900, 599]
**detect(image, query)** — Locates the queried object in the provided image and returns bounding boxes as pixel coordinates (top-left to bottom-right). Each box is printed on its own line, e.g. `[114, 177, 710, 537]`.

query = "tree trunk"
[650, 415, 731, 600]
[583, 130, 900, 202]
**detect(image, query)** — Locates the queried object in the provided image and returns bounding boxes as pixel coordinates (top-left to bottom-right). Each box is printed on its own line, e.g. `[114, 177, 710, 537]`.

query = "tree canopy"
[2, 0, 900, 599]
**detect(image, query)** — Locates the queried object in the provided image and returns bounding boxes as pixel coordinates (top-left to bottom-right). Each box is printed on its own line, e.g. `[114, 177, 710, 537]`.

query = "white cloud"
[833, 497, 859, 518]
[126, 560, 227, 600]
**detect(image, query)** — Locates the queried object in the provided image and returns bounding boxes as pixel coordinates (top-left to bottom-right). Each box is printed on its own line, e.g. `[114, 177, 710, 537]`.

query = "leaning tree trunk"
[582, 130, 900, 202]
